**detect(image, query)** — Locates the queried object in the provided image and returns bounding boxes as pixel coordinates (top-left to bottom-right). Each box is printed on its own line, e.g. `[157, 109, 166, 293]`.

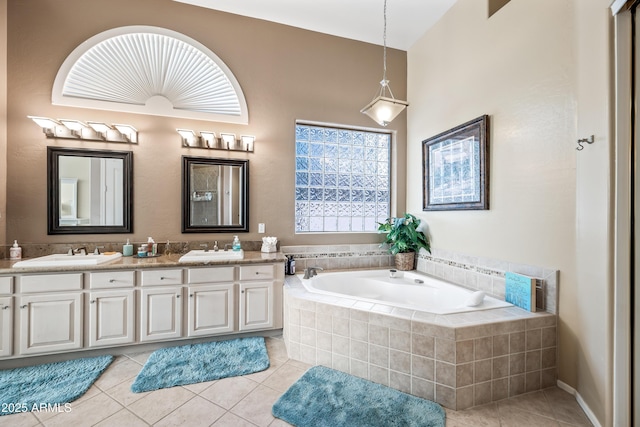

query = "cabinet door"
[88, 290, 135, 347]
[139, 287, 182, 342]
[19, 293, 82, 355]
[187, 284, 235, 337]
[0, 297, 13, 357]
[239, 281, 273, 331]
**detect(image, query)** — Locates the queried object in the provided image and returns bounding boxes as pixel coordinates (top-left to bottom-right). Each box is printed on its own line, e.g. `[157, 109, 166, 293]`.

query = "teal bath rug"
[0, 355, 113, 416]
[272, 366, 446, 427]
[130, 336, 269, 393]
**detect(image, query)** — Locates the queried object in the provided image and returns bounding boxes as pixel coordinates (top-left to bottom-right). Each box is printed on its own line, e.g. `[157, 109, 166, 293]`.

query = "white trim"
[557, 380, 603, 427]
[613, 10, 633, 427]
[52, 26, 249, 124]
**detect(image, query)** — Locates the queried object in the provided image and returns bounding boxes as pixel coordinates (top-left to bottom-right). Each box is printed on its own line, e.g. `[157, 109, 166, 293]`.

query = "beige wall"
[408, 0, 612, 424]
[0, 0, 6, 250]
[5, 0, 407, 246]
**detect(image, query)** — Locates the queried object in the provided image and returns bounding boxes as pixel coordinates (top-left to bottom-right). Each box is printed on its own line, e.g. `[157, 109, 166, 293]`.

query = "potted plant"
[377, 213, 431, 271]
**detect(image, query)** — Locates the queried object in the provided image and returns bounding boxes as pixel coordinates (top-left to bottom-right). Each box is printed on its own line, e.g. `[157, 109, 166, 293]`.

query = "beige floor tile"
[230, 385, 282, 427]
[498, 405, 560, 427]
[0, 410, 41, 427]
[200, 376, 259, 410]
[93, 408, 148, 427]
[269, 417, 294, 426]
[43, 392, 123, 427]
[445, 402, 500, 427]
[211, 412, 258, 427]
[260, 363, 307, 393]
[544, 388, 593, 426]
[244, 356, 286, 383]
[126, 350, 154, 366]
[265, 337, 289, 362]
[498, 390, 555, 419]
[103, 380, 151, 407]
[181, 379, 218, 394]
[154, 396, 226, 427]
[94, 358, 145, 391]
[126, 386, 194, 424]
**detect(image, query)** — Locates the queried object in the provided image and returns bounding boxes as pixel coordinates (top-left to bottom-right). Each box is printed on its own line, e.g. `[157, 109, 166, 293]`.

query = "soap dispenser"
[232, 235, 241, 251]
[123, 239, 134, 257]
[9, 240, 22, 260]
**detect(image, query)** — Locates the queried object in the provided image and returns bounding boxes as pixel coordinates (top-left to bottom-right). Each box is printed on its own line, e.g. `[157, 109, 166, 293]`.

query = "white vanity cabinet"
[186, 267, 235, 337]
[18, 273, 83, 355]
[0, 277, 13, 357]
[87, 271, 135, 347]
[138, 269, 183, 342]
[239, 265, 274, 331]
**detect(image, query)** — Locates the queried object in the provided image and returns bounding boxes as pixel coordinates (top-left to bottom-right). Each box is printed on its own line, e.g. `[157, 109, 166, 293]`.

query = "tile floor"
[0, 336, 593, 427]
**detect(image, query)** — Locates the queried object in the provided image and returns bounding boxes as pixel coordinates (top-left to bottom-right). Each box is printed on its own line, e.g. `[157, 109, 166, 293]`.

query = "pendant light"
[360, 0, 409, 126]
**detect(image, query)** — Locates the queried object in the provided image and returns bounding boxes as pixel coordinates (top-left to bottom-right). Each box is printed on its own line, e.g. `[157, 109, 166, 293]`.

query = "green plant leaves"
[377, 213, 430, 255]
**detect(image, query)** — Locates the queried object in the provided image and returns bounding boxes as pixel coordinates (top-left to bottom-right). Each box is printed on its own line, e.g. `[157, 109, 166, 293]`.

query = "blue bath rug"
[272, 366, 446, 427]
[130, 336, 269, 393]
[0, 355, 113, 416]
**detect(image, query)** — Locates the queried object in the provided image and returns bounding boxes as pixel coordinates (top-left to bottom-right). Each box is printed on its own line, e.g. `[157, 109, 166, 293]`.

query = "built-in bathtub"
[301, 269, 512, 315]
[283, 268, 558, 411]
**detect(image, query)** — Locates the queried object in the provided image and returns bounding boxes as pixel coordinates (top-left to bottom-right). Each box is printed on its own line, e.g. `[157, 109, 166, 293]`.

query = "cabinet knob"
[20, 304, 28, 309]
[241, 290, 245, 294]
[90, 300, 96, 304]
[160, 277, 167, 280]
[1, 305, 9, 310]
[189, 294, 194, 298]
[176, 294, 180, 298]
[109, 279, 115, 283]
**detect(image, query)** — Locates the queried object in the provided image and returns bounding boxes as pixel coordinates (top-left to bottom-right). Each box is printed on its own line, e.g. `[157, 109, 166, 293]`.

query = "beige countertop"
[0, 251, 286, 274]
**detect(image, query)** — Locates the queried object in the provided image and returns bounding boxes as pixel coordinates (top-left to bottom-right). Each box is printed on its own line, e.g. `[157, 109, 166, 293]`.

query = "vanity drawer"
[239, 264, 274, 281]
[187, 267, 235, 284]
[20, 273, 83, 293]
[0, 276, 13, 294]
[89, 271, 135, 289]
[140, 269, 183, 286]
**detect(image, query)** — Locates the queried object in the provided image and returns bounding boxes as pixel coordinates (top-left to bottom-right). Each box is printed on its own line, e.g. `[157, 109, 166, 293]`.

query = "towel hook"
[576, 135, 595, 151]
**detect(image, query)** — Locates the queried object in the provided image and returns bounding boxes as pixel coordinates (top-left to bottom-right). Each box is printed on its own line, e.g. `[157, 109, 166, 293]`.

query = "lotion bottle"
[232, 235, 241, 251]
[123, 239, 134, 256]
[9, 240, 22, 260]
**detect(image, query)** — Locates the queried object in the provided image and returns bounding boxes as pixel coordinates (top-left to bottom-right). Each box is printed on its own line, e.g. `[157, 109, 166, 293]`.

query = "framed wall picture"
[422, 115, 489, 211]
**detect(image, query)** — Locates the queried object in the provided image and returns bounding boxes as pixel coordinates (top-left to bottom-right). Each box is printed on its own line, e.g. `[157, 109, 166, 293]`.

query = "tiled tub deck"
[283, 274, 557, 411]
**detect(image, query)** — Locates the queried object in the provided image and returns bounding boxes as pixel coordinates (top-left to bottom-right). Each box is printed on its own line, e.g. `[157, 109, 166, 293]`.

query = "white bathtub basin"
[179, 249, 244, 263]
[13, 252, 123, 268]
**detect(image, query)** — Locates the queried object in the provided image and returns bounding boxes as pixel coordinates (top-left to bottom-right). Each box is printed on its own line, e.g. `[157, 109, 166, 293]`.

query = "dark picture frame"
[422, 115, 489, 211]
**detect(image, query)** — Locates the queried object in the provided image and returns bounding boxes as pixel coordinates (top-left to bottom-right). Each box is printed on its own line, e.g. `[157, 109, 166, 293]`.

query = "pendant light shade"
[361, 0, 408, 126]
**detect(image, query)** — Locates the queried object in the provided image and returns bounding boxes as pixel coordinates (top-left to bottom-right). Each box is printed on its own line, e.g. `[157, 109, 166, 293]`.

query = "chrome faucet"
[303, 266, 323, 279]
[93, 246, 104, 255]
[223, 243, 233, 251]
[68, 246, 87, 256]
[213, 241, 219, 251]
[200, 243, 209, 252]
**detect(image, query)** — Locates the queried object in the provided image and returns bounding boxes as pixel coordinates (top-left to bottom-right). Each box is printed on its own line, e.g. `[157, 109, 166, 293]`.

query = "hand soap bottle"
[232, 235, 241, 251]
[123, 239, 134, 257]
[9, 240, 22, 260]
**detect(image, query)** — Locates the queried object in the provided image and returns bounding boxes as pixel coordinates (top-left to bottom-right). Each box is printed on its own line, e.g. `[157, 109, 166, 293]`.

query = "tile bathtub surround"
[282, 244, 559, 315]
[283, 275, 558, 411]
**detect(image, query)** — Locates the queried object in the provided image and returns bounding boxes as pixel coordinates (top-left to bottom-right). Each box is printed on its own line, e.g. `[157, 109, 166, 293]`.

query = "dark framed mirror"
[182, 156, 249, 233]
[47, 147, 133, 234]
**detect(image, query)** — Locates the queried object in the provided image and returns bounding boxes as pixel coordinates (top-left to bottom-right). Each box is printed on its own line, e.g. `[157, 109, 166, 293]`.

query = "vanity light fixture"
[219, 133, 236, 150]
[28, 116, 138, 143]
[200, 131, 217, 148]
[177, 128, 199, 147]
[360, 0, 409, 127]
[177, 129, 255, 152]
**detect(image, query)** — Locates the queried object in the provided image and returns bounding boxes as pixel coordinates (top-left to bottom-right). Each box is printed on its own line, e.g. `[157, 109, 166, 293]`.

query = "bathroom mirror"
[47, 147, 133, 234]
[182, 156, 249, 233]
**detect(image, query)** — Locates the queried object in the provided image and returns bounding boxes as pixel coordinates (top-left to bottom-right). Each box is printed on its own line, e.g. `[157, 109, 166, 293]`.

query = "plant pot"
[394, 252, 415, 271]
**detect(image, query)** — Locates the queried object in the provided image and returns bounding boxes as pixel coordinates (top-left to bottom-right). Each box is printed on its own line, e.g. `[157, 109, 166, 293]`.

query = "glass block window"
[295, 123, 391, 233]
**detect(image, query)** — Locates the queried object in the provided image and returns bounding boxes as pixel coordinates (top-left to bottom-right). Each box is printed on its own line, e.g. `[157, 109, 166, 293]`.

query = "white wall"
[407, 0, 612, 424]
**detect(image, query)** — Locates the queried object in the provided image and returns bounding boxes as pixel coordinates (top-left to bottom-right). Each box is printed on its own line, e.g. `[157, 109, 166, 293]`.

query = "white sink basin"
[179, 249, 244, 263]
[13, 252, 123, 268]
